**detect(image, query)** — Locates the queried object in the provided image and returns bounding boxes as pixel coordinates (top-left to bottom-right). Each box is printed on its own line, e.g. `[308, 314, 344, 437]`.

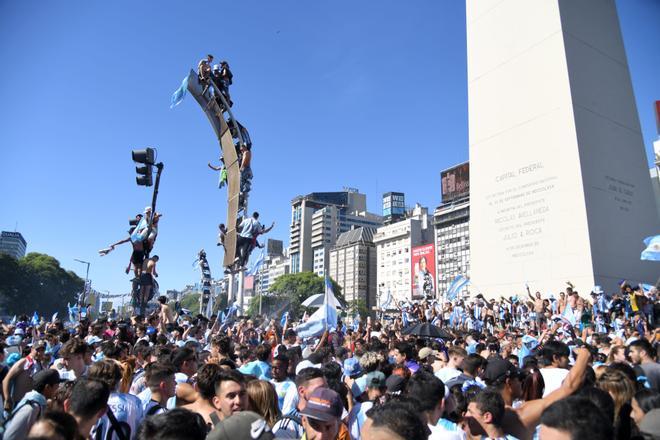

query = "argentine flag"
[295, 276, 337, 339]
[246, 250, 266, 276]
[170, 75, 189, 108]
[447, 275, 470, 300]
[641, 235, 660, 261]
[380, 290, 392, 310]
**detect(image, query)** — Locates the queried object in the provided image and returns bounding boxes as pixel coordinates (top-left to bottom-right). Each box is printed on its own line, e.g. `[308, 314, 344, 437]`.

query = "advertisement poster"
[411, 243, 436, 299]
[441, 162, 470, 203]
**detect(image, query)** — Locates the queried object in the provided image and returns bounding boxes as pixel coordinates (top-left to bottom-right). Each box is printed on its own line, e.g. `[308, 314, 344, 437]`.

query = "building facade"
[289, 190, 382, 276]
[373, 205, 434, 304]
[255, 250, 290, 296]
[434, 162, 471, 297]
[328, 227, 377, 311]
[0, 231, 27, 259]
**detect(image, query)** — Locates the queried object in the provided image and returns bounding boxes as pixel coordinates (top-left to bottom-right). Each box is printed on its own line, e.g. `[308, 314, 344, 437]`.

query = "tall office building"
[0, 231, 27, 259]
[255, 243, 290, 296]
[328, 227, 377, 311]
[373, 205, 434, 303]
[434, 162, 470, 297]
[289, 190, 382, 276]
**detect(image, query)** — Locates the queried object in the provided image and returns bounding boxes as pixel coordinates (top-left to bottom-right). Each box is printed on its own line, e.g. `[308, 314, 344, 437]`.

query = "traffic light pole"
[144, 162, 164, 259]
[139, 162, 163, 315]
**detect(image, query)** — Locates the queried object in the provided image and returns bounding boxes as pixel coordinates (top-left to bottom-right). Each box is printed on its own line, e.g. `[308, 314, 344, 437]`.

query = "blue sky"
[1, 1, 658, 296]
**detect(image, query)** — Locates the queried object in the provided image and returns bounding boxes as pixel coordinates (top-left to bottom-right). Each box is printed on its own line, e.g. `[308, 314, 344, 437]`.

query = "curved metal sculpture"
[186, 70, 250, 268]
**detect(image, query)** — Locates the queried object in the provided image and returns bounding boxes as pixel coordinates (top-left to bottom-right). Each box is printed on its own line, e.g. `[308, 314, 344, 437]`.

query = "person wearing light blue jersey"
[269, 353, 294, 411]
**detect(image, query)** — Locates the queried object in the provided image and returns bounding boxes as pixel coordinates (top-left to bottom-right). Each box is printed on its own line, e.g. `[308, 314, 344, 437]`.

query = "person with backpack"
[2, 369, 61, 440]
[88, 360, 143, 440]
[143, 363, 176, 417]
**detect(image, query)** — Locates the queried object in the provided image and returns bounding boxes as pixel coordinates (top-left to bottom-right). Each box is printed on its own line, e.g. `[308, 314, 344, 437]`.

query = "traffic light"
[132, 148, 155, 186]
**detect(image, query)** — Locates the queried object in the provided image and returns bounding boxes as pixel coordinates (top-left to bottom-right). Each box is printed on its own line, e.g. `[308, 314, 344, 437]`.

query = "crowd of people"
[0, 280, 657, 440]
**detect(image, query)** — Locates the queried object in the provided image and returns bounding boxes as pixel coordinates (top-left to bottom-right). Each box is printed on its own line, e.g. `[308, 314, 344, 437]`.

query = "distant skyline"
[1, 1, 658, 295]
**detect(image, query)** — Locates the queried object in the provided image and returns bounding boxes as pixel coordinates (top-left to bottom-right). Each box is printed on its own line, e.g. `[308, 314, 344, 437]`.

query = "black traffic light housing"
[132, 148, 155, 186]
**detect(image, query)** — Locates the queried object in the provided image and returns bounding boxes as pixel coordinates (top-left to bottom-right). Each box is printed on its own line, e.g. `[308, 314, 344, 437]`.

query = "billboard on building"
[411, 243, 436, 299]
[383, 192, 406, 217]
[441, 162, 469, 203]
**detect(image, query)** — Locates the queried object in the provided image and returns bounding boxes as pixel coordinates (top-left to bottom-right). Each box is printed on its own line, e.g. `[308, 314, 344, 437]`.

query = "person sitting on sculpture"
[197, 54, 213, 82]
[208, 156, 227, 189]
[217, 223, 227, 251]
[211, 61, 233, 107]
[239, 143, 252, 195]
[236, 212, 274, 267]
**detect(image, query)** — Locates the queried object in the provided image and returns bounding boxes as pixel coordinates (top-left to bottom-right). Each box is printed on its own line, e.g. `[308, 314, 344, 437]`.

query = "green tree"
[346, 298, 369, 319]
[178, 293, 201, 316]
[266, 272, 343, 318]
[0, 252, 84, 317]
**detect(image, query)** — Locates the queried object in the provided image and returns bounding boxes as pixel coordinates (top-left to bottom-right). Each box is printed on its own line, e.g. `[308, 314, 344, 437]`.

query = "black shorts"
[131, 250, 145, 266]
[140, 273, 153, 287]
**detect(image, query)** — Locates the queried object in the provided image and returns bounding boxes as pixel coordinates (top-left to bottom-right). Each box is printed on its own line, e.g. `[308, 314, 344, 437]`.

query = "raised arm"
[516, 347, 591, 428]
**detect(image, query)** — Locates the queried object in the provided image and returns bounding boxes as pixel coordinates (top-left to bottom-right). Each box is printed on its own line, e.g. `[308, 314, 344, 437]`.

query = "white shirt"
[540, 368, 569, 397]
[429, 423, 466, 440]
[435, 367, 462, 384]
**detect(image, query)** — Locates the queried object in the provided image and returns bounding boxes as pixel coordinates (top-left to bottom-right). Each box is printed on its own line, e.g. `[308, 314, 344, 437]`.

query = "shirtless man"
[138, 255, 159, 314]
[239, 144, 252, 195]
[158, 296, 176, 333]
[198, 54, 213, 82]
[527, 286, 546, 330]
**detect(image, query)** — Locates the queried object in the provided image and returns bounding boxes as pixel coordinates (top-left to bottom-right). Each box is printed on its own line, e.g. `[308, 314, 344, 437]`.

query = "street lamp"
[74, 259, 90, 316]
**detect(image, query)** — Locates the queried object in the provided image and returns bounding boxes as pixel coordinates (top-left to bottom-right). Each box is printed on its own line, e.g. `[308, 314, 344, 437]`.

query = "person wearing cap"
[347, 371, 386, 440]
[274, 367, 327, 438]
[207, 411, 274, 440]
[2, 341, 46, 411]
[2, 369, 60, 440]
[299, 387, 344, 440]
[419, 347, 444, 373]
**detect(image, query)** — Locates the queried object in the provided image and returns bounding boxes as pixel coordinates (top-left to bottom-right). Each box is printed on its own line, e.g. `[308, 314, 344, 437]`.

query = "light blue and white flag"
[641, 235, 660, 261]
[246, 250, 266, 276]
[380, 290, 392, 310]
[402, 310, 410, 327]
[518, 335, 539, 367]
[447, 275, 470, 301]
[295, 276, 337, 339]
[352, 313, 361, 331]
[51, 312, 58, 323]
[10, 315, 16, 325]
[641, 283, 656, 294]
[130, 216, 150, 243]
[170, 75, 189, 108]
[31, 312, 39, 326]
[280, 311, 289, 327]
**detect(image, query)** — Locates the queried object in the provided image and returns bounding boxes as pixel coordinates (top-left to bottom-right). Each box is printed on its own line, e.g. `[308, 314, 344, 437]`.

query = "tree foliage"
[178, 293, 201, 316]
[258, 272, 343, 319]
[0, 252, 84, 317]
